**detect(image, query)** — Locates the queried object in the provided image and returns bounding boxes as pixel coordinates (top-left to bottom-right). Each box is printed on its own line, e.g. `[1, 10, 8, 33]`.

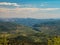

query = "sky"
[0, 0, 60, 19]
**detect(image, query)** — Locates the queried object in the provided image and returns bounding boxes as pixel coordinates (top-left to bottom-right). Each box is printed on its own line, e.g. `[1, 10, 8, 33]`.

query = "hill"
[0, 18, 60, 45]
[0, 21, 37, 35]
[33, 20, 60, 36]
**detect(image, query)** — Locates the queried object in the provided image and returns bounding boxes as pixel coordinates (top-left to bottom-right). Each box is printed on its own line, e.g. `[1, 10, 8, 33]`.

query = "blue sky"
[0, 0, 60, 8]
[0, 0, 60, 19]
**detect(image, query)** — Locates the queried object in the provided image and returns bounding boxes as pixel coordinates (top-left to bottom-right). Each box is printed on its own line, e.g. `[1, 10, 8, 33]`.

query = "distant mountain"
[0, 18, 60, 36]
[0, 18, 60, 27]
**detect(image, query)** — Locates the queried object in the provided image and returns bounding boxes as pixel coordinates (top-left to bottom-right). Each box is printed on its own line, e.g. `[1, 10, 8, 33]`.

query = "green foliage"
[0, 21, 60, 45]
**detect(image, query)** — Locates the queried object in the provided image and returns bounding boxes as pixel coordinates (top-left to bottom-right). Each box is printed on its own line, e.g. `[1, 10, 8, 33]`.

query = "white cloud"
[0, 8, 60, 18]
[0, 2, 34, 8]
[0, 2, 20, 7]
[0, 8, 59, 13]
[14, 8, 60, 11]
[39, 8, 60, 11]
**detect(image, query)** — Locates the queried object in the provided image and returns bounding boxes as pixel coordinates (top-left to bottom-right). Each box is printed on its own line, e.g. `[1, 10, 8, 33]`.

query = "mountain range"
[0, 18, 60, 36]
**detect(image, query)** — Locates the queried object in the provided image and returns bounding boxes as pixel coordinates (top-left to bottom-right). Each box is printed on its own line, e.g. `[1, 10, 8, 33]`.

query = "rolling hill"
[0, 18, 60, 45]
[0, 21, 37, 35]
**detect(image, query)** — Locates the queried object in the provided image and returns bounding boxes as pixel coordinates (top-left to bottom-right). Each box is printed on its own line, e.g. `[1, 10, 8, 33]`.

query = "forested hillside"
[0, 19, 60, 45]
[33, 20, 60, 36]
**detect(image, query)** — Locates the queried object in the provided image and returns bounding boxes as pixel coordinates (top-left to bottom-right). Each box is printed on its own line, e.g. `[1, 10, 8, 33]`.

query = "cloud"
[39, 8, 60, 11]
[15, 8, 60, 11]
[0, 8, 59, 13]
[0, 2, 36, 8]
[0, 8, 60, 13]
[0, 2, 20, 7]
[17, 8, 60, 11]
[0, 8, 60, 18]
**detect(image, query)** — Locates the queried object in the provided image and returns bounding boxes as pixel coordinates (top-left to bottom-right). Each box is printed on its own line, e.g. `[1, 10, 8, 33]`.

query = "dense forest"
[0, 18, 60, 45]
